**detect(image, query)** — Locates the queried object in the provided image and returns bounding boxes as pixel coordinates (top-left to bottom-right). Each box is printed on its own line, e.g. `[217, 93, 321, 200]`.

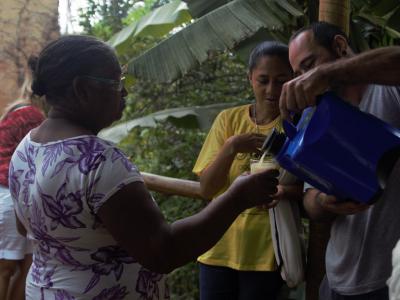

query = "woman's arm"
[199, 133, 266, 199]
[98, 169, 278, 274]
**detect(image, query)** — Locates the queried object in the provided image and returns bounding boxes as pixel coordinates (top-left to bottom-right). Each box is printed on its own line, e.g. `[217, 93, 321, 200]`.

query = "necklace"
[253, 103, 259, 133]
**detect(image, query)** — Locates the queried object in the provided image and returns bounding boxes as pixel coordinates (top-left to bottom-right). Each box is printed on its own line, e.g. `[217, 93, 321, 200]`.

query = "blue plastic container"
[263, 92, 400, 203]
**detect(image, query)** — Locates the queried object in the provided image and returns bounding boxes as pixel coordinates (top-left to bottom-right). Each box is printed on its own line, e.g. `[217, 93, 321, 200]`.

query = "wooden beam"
[141, 172, 206, 200]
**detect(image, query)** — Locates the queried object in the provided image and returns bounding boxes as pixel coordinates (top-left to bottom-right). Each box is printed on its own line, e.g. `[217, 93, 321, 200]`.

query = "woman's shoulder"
[221, 104, 251, 116]
[25, 135, 121, 159]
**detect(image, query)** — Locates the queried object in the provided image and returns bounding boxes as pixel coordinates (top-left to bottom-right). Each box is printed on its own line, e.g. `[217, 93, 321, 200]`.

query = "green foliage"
[350, 0, 400, 51]
[79, 0, 163, 40]
[123, 52, 252, 120]
[108, 1, 191, 53]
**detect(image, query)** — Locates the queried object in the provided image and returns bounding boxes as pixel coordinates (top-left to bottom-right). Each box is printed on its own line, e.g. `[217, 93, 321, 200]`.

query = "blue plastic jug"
[263, 92, 400, 204]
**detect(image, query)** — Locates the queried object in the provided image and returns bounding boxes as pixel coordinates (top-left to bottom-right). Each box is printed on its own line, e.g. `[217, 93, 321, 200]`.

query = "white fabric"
[269, 170, 306, 288]
[0, 185, 32, 259]
[388, 239, 400, 299]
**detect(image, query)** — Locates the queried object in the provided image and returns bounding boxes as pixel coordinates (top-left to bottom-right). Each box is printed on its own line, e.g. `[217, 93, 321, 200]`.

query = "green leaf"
[98, 103, 238, 143]
[127, 0, 302, 83]
[183, 0, 233, 18]
[275, 0, 303, 18]
[369, 0, 400, 17]
[358, 11, 400, 39]
[387, 7, 400, 32]
[349, 19, 370, 52]
[234, 29, 288, 63]
[108, 0, 192, 52]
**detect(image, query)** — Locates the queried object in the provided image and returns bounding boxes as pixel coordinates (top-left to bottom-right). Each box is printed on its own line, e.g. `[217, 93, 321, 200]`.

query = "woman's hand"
[228, 133, 266, 156]
[257, 185, 285, 210]
[226, 169, 279, 211]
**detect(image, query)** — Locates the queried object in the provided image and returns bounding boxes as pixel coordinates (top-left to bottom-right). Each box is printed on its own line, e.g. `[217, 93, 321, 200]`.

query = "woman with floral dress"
[9, 35, 280, 299]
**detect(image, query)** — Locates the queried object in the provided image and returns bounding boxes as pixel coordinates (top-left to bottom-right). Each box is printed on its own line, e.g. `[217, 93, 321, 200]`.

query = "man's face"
[289, 30, 337, 77]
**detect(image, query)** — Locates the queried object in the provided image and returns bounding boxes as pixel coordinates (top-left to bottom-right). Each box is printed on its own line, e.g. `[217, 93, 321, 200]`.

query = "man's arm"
[326, 46, 400, 86]
[280, 46, 400, 119]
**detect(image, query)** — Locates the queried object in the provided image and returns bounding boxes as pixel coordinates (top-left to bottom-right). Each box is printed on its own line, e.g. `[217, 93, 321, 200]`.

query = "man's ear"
[332, 35, 349, 58]
[72, 77, 91, 106]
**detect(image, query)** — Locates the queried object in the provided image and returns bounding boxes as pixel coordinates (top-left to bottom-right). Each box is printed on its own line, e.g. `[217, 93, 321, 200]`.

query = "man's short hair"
[289, 21, 350, 52]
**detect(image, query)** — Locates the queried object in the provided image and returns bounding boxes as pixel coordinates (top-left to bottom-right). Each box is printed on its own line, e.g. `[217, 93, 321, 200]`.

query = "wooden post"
[318, 0, 350, 35]
[304, 2, 351, 300]
[141, 172, 206, 200]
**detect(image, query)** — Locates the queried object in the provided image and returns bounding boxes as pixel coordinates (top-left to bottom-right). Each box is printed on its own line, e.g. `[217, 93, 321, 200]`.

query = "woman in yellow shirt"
[193, 41, 303, 299]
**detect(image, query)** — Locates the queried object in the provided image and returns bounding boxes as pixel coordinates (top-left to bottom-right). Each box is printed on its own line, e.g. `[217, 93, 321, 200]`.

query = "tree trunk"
[0, 0, 59, 113]
[304, 2, 352, 300]
[318, 0, 351, 34]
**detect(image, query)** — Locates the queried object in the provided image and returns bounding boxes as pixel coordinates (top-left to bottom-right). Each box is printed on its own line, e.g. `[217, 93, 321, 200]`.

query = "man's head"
[289, 22, 353, 76]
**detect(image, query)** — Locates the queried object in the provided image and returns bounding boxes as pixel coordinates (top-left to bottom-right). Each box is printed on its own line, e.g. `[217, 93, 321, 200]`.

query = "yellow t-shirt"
[193, 104, 282, 271]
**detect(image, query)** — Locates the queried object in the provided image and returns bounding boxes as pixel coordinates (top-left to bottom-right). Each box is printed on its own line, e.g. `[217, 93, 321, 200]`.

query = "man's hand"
[279, 65, 331, 120]
[316, 192, 370, 215]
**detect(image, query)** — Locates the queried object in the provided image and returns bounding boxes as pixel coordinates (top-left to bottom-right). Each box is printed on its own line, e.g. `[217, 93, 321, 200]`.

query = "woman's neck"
[48, 107, 98, 134]
[251, 103, 279, 125]
[30, 108, 96, 144]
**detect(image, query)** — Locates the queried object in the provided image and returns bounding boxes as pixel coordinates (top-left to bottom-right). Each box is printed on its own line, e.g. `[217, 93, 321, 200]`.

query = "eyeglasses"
[81, 75, 126, 92]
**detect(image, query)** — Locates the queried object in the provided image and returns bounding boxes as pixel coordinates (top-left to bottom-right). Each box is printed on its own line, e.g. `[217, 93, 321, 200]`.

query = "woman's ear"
[72, 77, 91, 106]
[332, 35, 349, 58]
[248, 71, 253, 84]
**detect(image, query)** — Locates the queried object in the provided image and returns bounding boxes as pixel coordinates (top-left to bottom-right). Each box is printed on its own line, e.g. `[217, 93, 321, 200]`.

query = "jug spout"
[261, 128, 286, 156]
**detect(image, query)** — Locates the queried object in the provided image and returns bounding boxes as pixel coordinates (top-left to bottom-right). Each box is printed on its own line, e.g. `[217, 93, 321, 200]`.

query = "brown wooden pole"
[141, 172, 206, 200]
[318, 0, 350, 35]
[304, 2, 351, 300]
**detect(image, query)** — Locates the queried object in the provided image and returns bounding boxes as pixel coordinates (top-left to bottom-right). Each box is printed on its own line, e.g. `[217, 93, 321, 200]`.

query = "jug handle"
[282, 112, 301, 139]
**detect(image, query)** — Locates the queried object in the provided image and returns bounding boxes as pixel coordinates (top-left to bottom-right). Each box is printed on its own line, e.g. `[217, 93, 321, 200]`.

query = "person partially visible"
[389, 237, 400, 299]
[193, 41, 303, 300]
[0, 97, 44, 300]
[10, 35, 280, 299]
[279, 21, 400, 300]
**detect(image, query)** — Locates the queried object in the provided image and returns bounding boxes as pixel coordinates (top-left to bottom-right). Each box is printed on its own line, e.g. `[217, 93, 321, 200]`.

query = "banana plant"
[108, 0, 192, 53]
[98, 102, 238, 143]
[350, 0, 400, 51]
[124, 0, 303, 83]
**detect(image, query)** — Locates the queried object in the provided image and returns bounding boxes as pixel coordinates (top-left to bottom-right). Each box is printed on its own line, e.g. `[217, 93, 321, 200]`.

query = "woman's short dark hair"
[29, 35, 118, 103]
[248, 41, 290, 73]
[290, 21, 350, 52]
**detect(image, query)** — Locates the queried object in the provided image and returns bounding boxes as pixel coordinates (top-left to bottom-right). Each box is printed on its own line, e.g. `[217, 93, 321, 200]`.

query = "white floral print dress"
[9, 134, 169, 300]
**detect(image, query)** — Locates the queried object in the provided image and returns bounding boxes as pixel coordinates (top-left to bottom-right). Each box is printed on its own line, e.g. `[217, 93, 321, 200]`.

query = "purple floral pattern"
[40, 183, 85, 230]
[54, 289, 76, 300]
[85, 246, 136, 293]
[9, 135, 167, 299]
[136, 268, 164, 300]
[93, 284, 129, 300]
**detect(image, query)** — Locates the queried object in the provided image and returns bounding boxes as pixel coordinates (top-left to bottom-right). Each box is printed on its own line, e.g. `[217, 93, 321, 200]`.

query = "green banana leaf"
[183, 0, 233, 18]
[98, 102, 238, 143]
[125, 0, 302, 83]
[108, 0, 192, 53]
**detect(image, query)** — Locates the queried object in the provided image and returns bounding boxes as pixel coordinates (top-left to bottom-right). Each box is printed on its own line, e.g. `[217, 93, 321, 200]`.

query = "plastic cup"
[250, 157, 279, 174]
